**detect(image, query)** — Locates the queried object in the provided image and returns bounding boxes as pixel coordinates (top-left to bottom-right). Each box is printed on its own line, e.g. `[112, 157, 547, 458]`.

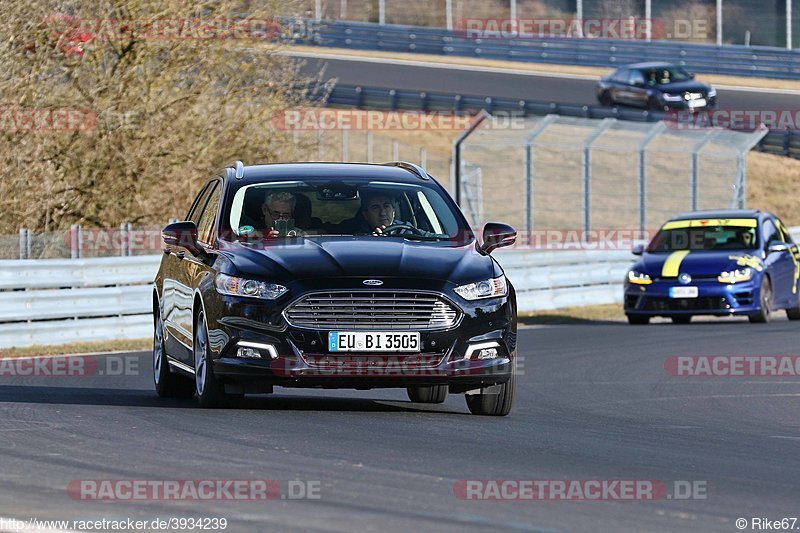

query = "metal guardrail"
[321, 84, 800, 159]
[306, 19, 800, 81]
[1, 226, 798, 348]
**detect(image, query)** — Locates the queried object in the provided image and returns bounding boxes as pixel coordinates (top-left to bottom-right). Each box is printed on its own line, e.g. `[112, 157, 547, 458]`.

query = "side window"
[187, 183, 212, 225]
[762, 219, 782, 247]
[776, 218, 794, 244]
[196, 182, 221, 245]
[628, 70, 645, 86]
[613, 69, 628, 83]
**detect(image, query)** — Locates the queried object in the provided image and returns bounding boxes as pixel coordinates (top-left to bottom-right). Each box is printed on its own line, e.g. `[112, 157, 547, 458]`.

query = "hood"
[655, 80, 710, 94]
[637, 250, 764, 278]
[218, 237, 497, 285]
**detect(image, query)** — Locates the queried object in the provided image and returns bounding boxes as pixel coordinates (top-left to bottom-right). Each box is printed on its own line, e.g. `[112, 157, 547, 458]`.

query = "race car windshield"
[223, 179, 471, 242]
[647, 224, 759, 252]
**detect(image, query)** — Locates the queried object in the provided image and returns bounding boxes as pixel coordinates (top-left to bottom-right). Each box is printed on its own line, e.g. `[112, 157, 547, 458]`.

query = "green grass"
[519, 304, 626, 325]
[0, 339, 150, 359]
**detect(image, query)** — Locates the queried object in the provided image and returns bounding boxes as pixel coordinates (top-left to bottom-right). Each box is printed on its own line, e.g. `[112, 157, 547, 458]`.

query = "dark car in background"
[152, 161, 518, 415]
[596, 62, 717, 111]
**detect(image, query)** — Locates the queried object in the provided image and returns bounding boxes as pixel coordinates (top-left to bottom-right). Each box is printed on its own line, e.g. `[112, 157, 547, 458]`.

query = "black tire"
[598, 90, 613, 106]
[627, 314, 650, 325]
[749, 278, 773, 323]
[153, 309, 194, 398]
[671, 315, 692, 324]
[786, 290, 800, 320]
[465, 367, 516, 416]
[407, 385, 448, 404]
[194, 310, 230, 407]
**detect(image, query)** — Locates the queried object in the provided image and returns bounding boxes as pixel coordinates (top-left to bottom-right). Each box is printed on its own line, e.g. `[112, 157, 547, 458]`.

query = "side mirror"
[480, 222, 516, 254]
[162, 221, 200, 252]
[768, 242, 790, 254]
[688, 72, 696, 79]
[632, 244, 644, 256]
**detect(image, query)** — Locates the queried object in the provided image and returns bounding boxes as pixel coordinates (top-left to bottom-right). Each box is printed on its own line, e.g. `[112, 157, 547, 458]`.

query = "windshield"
[221, 179, 471, 243]
[643, 66, 691, 85]
[647, 221, 759, 252]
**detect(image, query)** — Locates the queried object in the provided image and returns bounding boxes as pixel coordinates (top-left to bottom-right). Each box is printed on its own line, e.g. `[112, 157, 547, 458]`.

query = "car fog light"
[237, 347, 262, 359]
[465, 341, 501, 360]
[237, 341, 279, 360]
[476, 347, 498, 360]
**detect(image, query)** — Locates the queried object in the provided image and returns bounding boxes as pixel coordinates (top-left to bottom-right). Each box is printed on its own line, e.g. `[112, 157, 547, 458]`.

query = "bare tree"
[0, 0, 318, 233]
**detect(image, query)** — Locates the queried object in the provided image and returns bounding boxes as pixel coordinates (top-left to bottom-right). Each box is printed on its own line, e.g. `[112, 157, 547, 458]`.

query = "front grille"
[285, 291, 461, 330]
[642, 297, 729, 312]
[685, 92, 705, 100]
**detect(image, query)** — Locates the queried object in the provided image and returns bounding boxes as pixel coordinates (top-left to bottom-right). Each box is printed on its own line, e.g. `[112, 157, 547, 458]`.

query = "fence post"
[638, 122, 666, 232]
[19, 228, 29, 260]
[70, 224, 82, 259]
[691, 130, 717, 211]
[420, 148, 427, 168]
[367, 131, 374, 163]
[446, 0, 453, 31]
[582, 119, 615, 236]
[392, 139, 399, 160]
[522, 115, 558, 245]
[342, 130, 350, 161]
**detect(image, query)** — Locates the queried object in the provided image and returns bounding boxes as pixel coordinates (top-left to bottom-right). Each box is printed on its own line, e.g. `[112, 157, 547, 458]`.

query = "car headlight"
[707, 86, 717, 98]
[718, 267, 752, 284]
[455, 276, 507, 300]
[215, 274, 288, 299]
[627, 270, 653, 285]
[662, 93, 683, 102]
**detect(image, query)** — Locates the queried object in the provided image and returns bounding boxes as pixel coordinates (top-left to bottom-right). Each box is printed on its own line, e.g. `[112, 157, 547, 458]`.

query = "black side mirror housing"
[162, 221, 201, 253]
[632, 244, 644, 256]
[480, 222, 517, 254]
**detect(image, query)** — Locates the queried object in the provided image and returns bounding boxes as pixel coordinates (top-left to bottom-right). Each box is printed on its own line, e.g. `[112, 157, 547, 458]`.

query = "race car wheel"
[407, 385, 448, 404]
[194, 310, 232, 408]
[153, 309, 195, 398]
[465, 368, 516, 416]
[786, 291, 800, 320]
[627, 314, 650, 325]
[671, 316, 692, 324]
[749, 278, 773, 323]
[598, 91, 613, 106]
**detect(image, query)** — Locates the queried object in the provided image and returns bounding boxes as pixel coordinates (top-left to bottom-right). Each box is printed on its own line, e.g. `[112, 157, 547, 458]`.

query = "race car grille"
[642, 297, 730, 312]
[284, 291, 460, 330]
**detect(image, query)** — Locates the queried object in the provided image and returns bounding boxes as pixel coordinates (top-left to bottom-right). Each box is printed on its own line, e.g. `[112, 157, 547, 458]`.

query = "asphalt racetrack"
[0, 318, 798, 532]
[294, 52, 800, 113]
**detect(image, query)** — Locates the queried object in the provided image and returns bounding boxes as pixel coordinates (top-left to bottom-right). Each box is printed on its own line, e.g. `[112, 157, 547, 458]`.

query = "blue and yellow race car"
[624, 210, 800, 324]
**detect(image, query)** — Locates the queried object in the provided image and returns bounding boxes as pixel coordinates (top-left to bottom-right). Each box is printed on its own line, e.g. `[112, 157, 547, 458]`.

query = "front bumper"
[203, 285, 517, 392]
[624, 278, 759, 317]
[661, 95, 717, 111]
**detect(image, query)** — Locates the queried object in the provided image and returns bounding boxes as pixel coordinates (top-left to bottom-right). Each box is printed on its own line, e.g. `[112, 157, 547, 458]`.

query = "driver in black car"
[362, 193, 401, 235]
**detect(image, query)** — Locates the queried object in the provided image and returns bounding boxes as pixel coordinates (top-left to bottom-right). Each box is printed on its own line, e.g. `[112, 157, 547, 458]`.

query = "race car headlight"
[215, 274, 288, 299]
[707, 86, 717, 98]
[627, 270, 653, 285]
[662, 93, 684, 102]
[718, 267, 752, 284]
[455, 276, 507, 300]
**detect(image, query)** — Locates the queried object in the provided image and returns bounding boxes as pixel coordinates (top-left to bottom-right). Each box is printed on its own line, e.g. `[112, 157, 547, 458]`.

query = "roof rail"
[382, 161, 430, 180]
[234, 160, 245, 180]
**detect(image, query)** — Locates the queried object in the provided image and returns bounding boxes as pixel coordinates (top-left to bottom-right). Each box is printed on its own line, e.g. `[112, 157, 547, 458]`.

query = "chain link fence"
[457, 114, 768, 241]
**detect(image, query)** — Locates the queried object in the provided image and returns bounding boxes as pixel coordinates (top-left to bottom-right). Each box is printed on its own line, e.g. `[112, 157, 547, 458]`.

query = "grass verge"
[519, 304, 626, 324]
[0, 338, 150, 359]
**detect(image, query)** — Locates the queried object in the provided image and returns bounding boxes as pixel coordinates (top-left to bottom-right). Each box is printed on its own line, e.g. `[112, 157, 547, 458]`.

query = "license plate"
[688, 98, 707, 108]
[669, 287, 698, 298]
[328, 332, 420, 352]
